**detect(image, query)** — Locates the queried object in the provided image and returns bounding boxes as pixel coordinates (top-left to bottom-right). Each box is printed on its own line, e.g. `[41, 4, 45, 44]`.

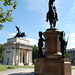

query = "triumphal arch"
[3, 37, 33, 66]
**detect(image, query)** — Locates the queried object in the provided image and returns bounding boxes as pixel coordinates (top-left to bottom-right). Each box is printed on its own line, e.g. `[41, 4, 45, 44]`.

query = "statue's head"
[50, 0, 55, 4]
[22, 32, 25, 36]
[52, 0, 55, 2]
[53, 6, 56, 12]
[39, 31, 42, 37]
[53, 6, 56, 9]
[60, 31, 65, 37]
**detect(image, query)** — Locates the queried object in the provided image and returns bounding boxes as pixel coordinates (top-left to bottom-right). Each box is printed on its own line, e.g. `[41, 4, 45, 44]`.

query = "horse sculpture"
[46, 0, 58, 28]
[14, 26, 26, 38]
[14, 32, 26, 38]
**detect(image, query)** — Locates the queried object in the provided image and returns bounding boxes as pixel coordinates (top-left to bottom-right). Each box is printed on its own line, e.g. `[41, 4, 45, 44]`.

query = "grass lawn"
[0, 64, 34, 72]
[71, 66, 75, 69]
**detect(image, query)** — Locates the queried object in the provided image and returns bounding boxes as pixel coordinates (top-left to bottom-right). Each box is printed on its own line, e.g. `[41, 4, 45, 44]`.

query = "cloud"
[70, 3, 75, 13]
[24, 0, 48, 13]
[24, 0, 61, 13]
[68, 33, 75, 43]
[9, 33, 38, 45]
[9, 33, 16, 36]
[66, 33, 75, 49]
[26, 32, 75, 48]
[66, 33, 75, 40]
[26, 38, 38, 45]
[63, 20, 71, 25]
[67, 45, 75, 49]
[69, 33, 75, 38]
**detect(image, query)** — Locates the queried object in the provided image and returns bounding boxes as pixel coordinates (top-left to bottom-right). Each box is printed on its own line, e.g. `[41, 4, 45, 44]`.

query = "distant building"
[67, 48, 75, 62]
[3, 38, 33, 66]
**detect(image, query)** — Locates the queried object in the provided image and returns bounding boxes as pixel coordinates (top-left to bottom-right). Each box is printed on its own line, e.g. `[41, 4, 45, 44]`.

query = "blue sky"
[0, 0, 75, 49]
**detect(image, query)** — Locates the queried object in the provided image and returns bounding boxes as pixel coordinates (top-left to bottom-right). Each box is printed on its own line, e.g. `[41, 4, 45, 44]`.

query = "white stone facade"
[3, 38, 33, 66]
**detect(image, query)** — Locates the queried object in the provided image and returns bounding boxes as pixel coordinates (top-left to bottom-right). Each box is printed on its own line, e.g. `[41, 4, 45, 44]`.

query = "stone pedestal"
[35, 29, 71, 75]
[43, 29, 61, 58]
[35, 58, 71, 75]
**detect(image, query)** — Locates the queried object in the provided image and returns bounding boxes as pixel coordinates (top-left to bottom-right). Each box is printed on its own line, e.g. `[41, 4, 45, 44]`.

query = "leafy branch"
[0, 0, 17, 30]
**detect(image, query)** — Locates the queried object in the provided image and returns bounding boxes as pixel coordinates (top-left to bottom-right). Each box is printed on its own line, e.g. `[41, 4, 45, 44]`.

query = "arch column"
[20, 49, 23, 63]
[18, 48, 20, 65]
[12, 47, 16, 65]
[27, 50, 29, 63]
[30, 50, 32, 64]
[28, 50, 30, 65]
[20, 49, 23, 65]
[28, 50, 32, 66]
[16, 49, 18, 65]
[24, 50, 27, 65]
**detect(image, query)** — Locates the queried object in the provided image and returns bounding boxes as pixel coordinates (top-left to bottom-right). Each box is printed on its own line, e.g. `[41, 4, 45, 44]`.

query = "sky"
[0, 0, 75, 49]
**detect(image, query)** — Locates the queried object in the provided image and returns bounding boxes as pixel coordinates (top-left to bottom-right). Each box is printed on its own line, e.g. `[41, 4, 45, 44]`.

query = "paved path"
[0, 68, 75, 75]
[72, 70, 75, 75]
[0, 68, 34, 75]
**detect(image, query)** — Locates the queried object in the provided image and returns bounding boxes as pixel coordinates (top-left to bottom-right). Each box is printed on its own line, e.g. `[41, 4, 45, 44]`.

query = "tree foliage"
[0, 0, 17, 30]
[64, 52, 71, 62]
[32, 45, 39, 63]
[0, 44, 4, 61]
[32, 45, 45, 63]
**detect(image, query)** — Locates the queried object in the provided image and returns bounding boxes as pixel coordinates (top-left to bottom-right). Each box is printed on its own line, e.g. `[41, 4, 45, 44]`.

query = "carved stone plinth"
[35, 29, 71, 75]
[35, 58, 71, 75]
[43, 29, 61, 58]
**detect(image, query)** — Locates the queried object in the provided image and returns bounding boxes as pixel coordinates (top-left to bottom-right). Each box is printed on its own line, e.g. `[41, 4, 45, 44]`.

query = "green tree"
[0, 0, 17, 30]
[0, 44, 4, 61]
[32, 45, 39, 63]
[64, 52, 71, 62]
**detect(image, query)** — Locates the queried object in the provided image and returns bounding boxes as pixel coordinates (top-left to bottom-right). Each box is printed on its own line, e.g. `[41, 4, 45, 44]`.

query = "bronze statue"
[14, 26, 26, 38]
[46, 0, 58, 28]
[59, 31, 67, 58]
[38, 31, 45, 57]
[15, 26, 21, 34]
[53, 6, 58, 28]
